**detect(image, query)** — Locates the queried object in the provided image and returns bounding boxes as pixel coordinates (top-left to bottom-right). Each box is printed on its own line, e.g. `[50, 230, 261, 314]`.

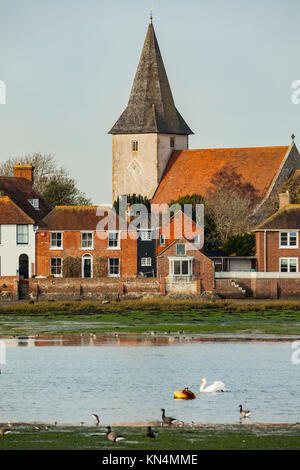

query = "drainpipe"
[264, 230, 267, 272]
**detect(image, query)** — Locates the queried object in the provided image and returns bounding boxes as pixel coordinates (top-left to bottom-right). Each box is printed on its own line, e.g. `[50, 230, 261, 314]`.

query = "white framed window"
[279, 257, 298, 272]
[17, 224, 29, 245]
[279, 231, 298, 248]
[140, 231, 152, 241]
[141, 257, 152, 267]
[51, 258, 62, 277]
[82, 253, 93, 278]
[51, 232, 63, 249]
[108, 231, 120, 249]
[159, 234, 166, 246]
[108, 258, 120, 277]
[176, 243, 186, 256]
[28, 198, 39, 210]
[132, 140, 138, 151]
[81, 232, 93, 249]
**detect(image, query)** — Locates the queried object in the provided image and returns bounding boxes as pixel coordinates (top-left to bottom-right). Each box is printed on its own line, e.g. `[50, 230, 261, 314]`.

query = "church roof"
[151, 145, 291, 204]
[109, 22, 193, 135]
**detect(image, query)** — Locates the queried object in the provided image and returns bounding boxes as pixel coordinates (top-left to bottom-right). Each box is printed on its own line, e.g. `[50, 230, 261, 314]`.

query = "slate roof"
[0, 177, 52, 223]
[152, 145, 291, 204]
[254, 204, 300, 230]
[109, 23, 193, 135]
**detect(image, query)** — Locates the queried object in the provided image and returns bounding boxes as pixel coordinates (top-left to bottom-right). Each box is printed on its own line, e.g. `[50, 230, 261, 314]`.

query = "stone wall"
[0, 276, 19, 300]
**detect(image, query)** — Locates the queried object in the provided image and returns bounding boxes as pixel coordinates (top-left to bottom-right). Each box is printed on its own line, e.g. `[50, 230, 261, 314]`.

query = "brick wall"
[36, 230, 137, 278]
[256, 231, 300, 272]
[28, 277, 161, 300]
[0, 276, 19, 300]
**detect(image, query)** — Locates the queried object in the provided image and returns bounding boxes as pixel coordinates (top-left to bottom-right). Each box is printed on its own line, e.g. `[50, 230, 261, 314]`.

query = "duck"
[200, 378, 226, 393]
[161, 408, 179, 426]
[106, 426, 125, 442]
[146, 426, 158, 438]
[239, 405, 251, 419]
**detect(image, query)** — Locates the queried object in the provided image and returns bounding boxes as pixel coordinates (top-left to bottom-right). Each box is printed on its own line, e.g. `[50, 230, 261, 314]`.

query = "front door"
[19, 254, 29, 279]
[82, 255, 92, 278]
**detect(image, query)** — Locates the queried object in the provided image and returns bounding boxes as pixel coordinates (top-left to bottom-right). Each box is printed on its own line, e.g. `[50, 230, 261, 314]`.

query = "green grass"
[1, 299, 300, 335]
[0, 424, 300, 450]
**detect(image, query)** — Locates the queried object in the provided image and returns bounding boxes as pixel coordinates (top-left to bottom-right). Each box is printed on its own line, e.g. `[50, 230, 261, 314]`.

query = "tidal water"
[0, 338, 299, 425]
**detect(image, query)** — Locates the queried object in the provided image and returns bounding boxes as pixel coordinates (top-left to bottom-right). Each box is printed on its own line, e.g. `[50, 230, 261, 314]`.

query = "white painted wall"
[0, 224, 35, 277]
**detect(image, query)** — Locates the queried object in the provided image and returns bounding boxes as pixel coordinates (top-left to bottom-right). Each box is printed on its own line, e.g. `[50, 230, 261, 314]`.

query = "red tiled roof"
[152, 146, 290, 204]
[0, 177, 52, 222]
[38, 206, 126, 231]
[0, 196, 35, 224]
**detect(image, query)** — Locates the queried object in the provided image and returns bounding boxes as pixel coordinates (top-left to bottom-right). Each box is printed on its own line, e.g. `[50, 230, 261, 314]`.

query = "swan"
[200, 378, 226, 393]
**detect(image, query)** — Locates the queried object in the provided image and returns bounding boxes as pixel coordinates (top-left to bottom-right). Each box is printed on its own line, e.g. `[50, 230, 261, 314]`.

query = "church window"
[132, 141, 138, 152]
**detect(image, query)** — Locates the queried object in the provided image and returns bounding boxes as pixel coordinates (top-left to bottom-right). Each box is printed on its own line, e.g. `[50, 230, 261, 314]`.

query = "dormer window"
[28, 198, 39, 210]
[132, 141, 138, 152]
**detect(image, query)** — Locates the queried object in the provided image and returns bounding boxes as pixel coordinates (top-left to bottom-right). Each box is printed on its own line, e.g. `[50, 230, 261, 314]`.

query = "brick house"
[157, 236, 214, 294]
[36, 206, 137, 278]
[254, 192, 300, 273]
[0, 164, 52, 278]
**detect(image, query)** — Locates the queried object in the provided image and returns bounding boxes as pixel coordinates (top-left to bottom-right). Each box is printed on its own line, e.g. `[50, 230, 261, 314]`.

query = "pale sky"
[1, 0, 300, 203]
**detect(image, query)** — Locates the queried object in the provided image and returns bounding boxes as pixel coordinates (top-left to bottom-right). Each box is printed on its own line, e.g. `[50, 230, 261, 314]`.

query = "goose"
[106, 426, 125, 442]
[0, 428, 11, 437]
[147, 426, 158, 438]
[161, 408, 181, 426]
[239, 405, 251, 419]
[200, 378, 226, 393]
[92, 413, 100, 426]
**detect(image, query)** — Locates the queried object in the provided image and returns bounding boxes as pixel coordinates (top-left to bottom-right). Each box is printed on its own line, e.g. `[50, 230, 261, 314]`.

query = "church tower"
[109, 17, 193, 202]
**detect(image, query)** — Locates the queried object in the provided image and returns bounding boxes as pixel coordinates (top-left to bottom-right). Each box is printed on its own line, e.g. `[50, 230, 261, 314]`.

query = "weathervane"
[150, 5, 153, 23]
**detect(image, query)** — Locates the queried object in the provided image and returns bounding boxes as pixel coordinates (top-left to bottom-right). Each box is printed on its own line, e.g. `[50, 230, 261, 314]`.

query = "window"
[140, 231, 152, 241]
[173, 259, 189, 275]
[51, 232, 63, 249]
[280, 232, 298, 248]
[28, 198, 39, 210]
[17, 225, 29, 244]
[170, 137, 175, 148]
[132, 140, 138, 151]
[176, 243, 186, 256]
[108, 232, 120, 249]
[51, 258, 62, 276]
[159, 234, 166, 246]
[108, 258, 120, 277]
[81, 232, 93, 249]
[280, 258, 298, 272]
[141, 257, 152, 267]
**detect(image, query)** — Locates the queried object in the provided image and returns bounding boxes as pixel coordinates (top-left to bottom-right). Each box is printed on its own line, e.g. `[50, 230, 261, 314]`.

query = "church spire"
[109, 21, 193, 135]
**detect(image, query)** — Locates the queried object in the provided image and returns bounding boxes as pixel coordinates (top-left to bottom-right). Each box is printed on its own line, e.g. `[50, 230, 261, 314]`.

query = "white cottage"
[0, 164, 52, 278]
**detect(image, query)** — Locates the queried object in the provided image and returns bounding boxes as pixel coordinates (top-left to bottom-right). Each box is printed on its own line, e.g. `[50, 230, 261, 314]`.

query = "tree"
[0, 152, 91, 206]
[206, 169, 258, 244]
[168, 194, 221, 252]
[222, 233, 255, 256]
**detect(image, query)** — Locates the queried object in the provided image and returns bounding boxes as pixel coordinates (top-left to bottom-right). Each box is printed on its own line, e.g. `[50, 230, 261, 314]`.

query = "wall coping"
[215, 272, 300, 279]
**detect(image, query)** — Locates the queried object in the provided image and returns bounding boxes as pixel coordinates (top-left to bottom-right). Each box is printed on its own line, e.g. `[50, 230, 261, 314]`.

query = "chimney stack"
[14, 163, 34, 184]
[279, 191, 290, 209]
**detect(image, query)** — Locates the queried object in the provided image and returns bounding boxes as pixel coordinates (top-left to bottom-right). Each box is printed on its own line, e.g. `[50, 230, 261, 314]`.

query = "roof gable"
[0, 176, 52, 222]
[152, 145, 291, 204]
[109, 23, 193, 135]
[0, 196, 35, 224]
